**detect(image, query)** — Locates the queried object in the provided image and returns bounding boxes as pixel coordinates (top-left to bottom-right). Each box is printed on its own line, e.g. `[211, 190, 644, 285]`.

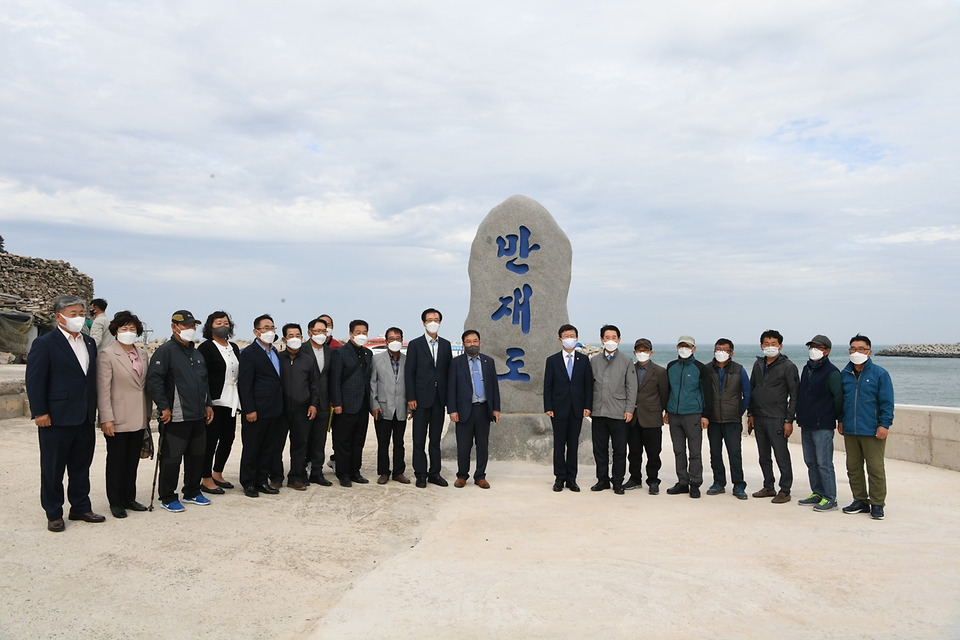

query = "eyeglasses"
[849, 346, 870, 354]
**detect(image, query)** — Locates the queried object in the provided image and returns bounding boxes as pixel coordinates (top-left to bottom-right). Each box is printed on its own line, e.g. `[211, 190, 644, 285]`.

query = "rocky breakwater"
[876, 343, 960, 358]
[1, 252, 94, 325]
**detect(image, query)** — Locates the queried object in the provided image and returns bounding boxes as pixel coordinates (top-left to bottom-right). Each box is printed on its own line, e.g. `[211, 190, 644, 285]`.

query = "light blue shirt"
[470, 356, 487, 404]
[257, 340, 280, 376]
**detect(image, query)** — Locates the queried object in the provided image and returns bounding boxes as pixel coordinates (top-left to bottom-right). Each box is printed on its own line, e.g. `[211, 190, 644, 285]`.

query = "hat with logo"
[171, 310, 201, 325]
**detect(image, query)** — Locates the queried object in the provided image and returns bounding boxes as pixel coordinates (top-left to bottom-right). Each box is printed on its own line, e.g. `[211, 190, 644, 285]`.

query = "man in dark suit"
[329, 319, 374, 487]
[404, 308, 453, 488]
[448, 330, 501, 489]
[543, 324, 592, 492]
[25, 295, 104, 532]
[625, 338, 670, 495]
[237, 314, 285, 498]
[305, 317, 333, 486]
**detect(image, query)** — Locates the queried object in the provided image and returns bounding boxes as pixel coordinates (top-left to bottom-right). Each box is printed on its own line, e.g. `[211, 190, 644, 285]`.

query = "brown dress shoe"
[287, 481, 307, 491]
[475, 479, 491, 489]
[269, 481, 283, 490]
[752, 487, 776, 498]
[47, 518, 65, 532]
[771, 491, 792, 504]
[377, 474, 390, 485]
[68, 511, 106, 523]
[454, 478, 467, 488]
[392, 473, 411, 484]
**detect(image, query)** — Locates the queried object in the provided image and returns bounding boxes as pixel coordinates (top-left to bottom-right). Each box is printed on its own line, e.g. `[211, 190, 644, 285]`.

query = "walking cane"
[148, 422, 165, 511]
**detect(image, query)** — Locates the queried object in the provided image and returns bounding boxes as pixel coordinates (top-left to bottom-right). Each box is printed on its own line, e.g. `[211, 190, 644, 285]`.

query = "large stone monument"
[441, 194, 590, 462]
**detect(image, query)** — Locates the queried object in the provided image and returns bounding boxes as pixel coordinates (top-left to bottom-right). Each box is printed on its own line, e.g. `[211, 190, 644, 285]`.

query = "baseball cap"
[171, 310, 201, 325]
[677, 335, 696, 347]
[805, 334, 832, 349]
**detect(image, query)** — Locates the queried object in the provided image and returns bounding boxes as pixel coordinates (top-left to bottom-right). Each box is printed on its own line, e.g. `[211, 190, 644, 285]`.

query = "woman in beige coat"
[96, 311, 152, 519]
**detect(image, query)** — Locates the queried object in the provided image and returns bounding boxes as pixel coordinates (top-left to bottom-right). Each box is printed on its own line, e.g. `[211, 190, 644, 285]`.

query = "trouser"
[627, 423, 663, 486]
[38, 422, 95, 521]
[591, 416, 627, 486]
[844, 434, 886, 506]
[307, 408, 330, 478]
[104, 428, 144, 507]
[668, 413, 703, 487]
[333, 409, 369, 480]
[456, 405, 491, 480]
[551, 409, 583, 482]
[201, 406, 236, 477]
[412, 397, 445, 479]
[240, 415, 282, 490]
[375, 415, 407, 476]
[268, 417, 291, 484]
[802, 428, 836, 501]
[284, 405, 315, 483]
[754, 416, 793, 493]
[707, 421, 745, 491]
[158, 420, 205, 503]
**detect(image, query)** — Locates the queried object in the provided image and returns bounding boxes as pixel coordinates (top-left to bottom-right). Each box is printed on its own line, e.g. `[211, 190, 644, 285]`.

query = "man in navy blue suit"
[447, 330, 501, 489]
[330, 319, 375, 487]
[543, 324, 593, 492]
[404, 308, 453, 488]
[26, 294, 105, 532]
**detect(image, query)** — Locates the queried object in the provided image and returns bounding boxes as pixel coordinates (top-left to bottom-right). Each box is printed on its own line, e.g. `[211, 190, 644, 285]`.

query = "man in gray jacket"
[747, 329, 799, 504]
[370, 327, 411, 485]
[589, 325, 637, 495]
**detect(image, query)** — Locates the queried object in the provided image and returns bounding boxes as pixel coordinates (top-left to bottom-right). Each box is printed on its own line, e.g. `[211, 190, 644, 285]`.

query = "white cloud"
[858, 226, 960, 245]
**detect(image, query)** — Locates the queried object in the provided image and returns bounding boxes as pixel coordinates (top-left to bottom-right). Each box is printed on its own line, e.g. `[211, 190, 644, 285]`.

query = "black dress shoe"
[351, 474, 370, 484]
[309, 474, 333, 487]
[566, 480, 580, 492]
[666, 483, 689, 495]
[243, 486, 260, 498]
[613, 485, 625, 495]
[590, 481, 610, 492]
[124, 501, 148, 512]
[339, 477, 353, 487]
[110, 506, 128, 519]
[201, 484, 225, 495]
[68, 511, 106, 523]
[553, 479, 564, 492]
[214, 479, 235, 489]
[689, 486, 701, 499]
[258, 484, 280, 495]
[416, 478, 427, 488]
[428, 475, 449, 487]
[648, 483, 660, 495]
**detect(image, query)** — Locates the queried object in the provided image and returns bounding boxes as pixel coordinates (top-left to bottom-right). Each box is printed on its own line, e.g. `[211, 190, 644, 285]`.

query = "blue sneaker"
[733, 487, 748, 500]
[161, 499, 185, 513]
[814, 498, 838, 512]
[182, 494, 211, 506]
[870, 505, 884, 520]
[798, 493, 822, 506]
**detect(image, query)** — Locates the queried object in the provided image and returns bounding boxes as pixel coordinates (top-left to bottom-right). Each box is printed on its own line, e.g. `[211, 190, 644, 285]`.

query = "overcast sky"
[2, 1, 958, 347]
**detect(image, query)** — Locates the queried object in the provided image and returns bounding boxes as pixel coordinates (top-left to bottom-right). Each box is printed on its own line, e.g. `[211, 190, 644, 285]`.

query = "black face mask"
[212, 326, 231, 339]
[465, 345, 481, 357]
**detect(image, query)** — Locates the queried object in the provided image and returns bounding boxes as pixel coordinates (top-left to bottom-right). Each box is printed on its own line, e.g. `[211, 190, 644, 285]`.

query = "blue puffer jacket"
[839, 358, 894, 436]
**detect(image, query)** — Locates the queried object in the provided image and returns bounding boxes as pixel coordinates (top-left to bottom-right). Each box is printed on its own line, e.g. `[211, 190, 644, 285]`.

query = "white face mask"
[178, 327, 197, 342]
[849, 352, 869, 365]
[635, 352, 651, 363]
[424, 321, 440, 335]
[352, 334, 368, 346]
[116, 331, 138, 346]
[311, 333, 326, 345]
[762, 346, 780, 358]
[603, 340, 619, 352]
[286, 338, 302, 350]
[387, 340, 402, 353]
[561, 337, 578, 350]
[714, 351, 730, 363]
[809, 348, 825, 361]
[258, 330, 275, 345]
[60, 314, 86, 333]
[677, 347, 693, 359]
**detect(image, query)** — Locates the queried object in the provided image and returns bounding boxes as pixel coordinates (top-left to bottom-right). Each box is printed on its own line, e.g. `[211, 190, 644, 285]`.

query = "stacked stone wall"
[0, 253, 94, 326]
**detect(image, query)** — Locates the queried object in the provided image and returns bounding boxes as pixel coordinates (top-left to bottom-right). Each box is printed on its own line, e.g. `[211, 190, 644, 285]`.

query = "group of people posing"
[544, 324, 894, 521]
[25, 295, 894, 533]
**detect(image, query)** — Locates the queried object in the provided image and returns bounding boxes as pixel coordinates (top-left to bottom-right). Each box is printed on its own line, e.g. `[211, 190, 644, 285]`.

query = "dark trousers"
[375, 415, 406, 476]
[268, 417, 291, 484]
[668, 413, 703, 487]
[754, 416, 793, 493]
[104, 429, 144, 507]
[591, 416, 627, 487]
[284, 405, 315, 483]
[456, 405, 491, 480]
[627, 424, 663, 486]
[707, 421, 745, 490]
[201, 406, 236, 477]
[307, 409, 330, 479]
[412, 397, 445, 479]
[38, 422, 95, 520]
[158, 420, 205, 503]
[551, 410, 582, 482]
[333, 409, 369, 479]
[240, 415, 282, 490]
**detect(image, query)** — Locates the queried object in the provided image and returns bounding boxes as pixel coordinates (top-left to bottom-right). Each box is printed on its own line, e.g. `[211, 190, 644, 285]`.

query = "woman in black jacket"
[197, 311, 242, 493]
